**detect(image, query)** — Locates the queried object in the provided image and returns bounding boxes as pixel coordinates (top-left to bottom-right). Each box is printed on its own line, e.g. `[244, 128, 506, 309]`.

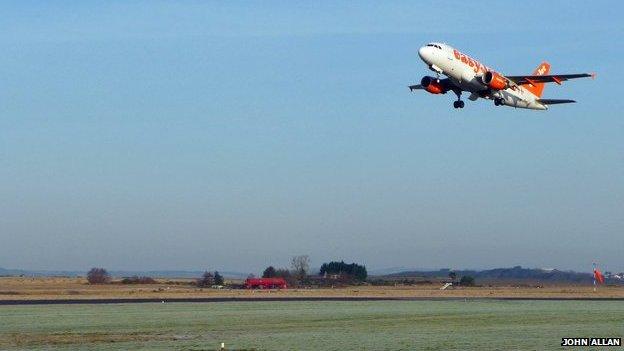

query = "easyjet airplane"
[410, 42, 594, 110]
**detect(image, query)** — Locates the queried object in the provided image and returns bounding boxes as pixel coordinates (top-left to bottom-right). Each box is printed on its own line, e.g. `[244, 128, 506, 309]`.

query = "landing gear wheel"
[452, 90, 464, 109]
[494, 98, 503, 106]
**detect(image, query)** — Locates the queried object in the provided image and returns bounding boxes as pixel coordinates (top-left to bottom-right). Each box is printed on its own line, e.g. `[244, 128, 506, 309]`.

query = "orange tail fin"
[524, 62, 550, 98]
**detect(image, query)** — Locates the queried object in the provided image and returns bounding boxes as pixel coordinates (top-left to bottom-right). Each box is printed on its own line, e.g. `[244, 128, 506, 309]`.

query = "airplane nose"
[418, 46, 430, 63]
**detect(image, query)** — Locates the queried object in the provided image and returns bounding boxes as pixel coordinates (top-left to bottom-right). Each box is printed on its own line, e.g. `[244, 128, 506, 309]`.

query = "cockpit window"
[426, 44, 442, 49]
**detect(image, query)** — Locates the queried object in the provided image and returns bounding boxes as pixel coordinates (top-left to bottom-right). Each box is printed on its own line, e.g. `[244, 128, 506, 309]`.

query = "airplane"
[410, 42, 594, 110]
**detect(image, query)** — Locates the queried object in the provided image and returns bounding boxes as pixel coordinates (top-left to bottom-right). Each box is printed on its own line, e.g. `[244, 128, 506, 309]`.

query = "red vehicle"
[245, 277, 287, 289]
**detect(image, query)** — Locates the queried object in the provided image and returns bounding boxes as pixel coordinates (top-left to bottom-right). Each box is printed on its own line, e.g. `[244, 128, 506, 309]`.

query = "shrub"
[214, 271, 224, 286]
[262, 266, 277, 278]
[86, 267, 110, 284]
[196, 271, 217, 287]
[459, 275, 475, 286]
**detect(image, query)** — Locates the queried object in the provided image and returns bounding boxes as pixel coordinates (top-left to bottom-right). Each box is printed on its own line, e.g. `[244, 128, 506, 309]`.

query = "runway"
[2, 296, 623, 305]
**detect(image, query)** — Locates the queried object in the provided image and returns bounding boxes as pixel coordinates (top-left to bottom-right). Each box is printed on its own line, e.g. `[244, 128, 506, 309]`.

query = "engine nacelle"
[481, 71, 508, 90]
[421, 76, 444, 94]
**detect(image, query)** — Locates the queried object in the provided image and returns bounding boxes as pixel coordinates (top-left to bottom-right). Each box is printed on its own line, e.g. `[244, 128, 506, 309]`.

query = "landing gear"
[453, 90, 464, 109]
[494, 98, 503, 106]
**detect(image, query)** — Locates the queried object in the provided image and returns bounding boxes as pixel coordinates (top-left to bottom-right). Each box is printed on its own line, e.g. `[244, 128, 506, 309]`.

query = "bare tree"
[291, 255, 310, 284]
[87, 267, 110, 284]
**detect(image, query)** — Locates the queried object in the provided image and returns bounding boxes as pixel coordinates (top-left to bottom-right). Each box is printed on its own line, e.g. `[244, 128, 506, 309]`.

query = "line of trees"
[85, 256, 371, 288]
[319, 261, 367, 282]
[448, 271, 475, 286]
[262, 266, 293, 279]
[85, 267, 226, 287]
[261, 255, 311, 286]
[260, 258, 369, 286]
[196, 271, 224, 287]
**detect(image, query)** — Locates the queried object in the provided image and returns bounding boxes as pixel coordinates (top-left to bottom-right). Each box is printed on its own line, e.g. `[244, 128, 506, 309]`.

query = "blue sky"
[1, 1, 622, 273]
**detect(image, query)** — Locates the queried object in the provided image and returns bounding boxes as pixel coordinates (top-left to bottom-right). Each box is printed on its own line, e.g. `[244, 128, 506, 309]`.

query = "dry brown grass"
[0, 276, 622, 300]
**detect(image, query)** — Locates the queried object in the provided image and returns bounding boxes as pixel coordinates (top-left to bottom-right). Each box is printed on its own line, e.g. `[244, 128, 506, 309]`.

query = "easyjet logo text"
[453, 49, 495, 75]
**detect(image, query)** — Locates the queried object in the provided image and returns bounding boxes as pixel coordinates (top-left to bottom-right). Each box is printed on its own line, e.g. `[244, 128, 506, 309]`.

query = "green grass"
[1, 300, 623, 350]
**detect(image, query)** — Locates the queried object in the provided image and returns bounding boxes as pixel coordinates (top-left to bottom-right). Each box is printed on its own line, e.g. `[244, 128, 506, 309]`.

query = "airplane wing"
[507, 73, 594, 85]
[537, 99, 576, 105]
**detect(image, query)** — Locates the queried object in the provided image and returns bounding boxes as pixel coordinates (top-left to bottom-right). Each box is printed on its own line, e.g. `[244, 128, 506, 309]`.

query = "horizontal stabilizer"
[409, 84, 423, 91]
[538, 99, 576, 105]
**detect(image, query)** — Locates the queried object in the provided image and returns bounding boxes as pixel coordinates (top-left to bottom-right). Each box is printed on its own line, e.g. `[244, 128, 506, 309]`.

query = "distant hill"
[368, 266, 420, 276]
[386, 266, 604, 284]
[0, 267, 84, 277]
[0, 267, 248, 279]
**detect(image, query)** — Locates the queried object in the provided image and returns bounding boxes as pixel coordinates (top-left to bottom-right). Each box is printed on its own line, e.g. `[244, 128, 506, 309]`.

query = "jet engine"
[481, 71, 508, 90]
[420, 76, 445, 94]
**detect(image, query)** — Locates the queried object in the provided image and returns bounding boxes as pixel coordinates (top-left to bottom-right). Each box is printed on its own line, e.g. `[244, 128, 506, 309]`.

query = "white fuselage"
[418, 43, 547, 110]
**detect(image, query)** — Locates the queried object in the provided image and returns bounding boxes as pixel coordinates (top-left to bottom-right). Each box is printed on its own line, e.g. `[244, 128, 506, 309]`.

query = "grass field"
[1, 300, 623, 350]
